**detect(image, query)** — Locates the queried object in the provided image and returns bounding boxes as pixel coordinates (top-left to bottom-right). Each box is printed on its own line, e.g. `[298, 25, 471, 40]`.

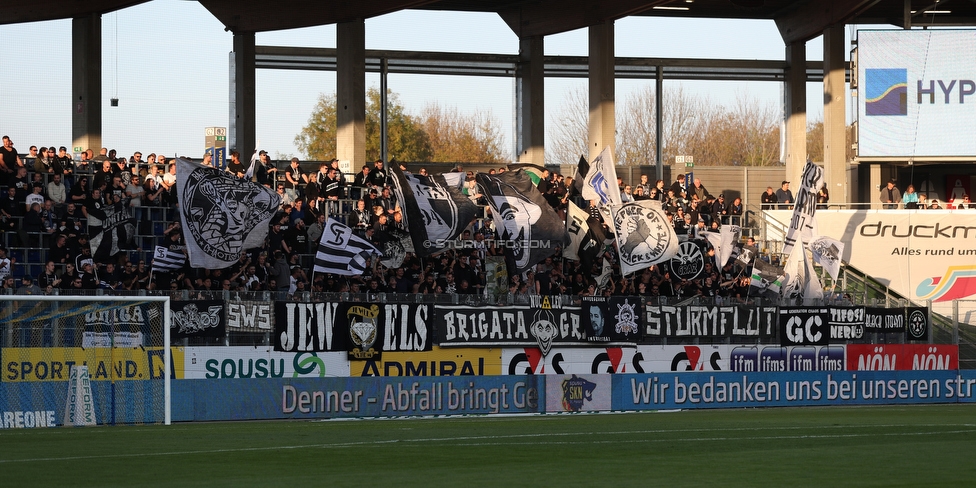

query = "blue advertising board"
[172, 375, 545, 422]
[612, 371, 976, 411]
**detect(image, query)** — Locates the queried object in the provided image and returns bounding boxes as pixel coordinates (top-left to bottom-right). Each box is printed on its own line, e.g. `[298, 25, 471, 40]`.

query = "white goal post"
[0, 295, 172, 426]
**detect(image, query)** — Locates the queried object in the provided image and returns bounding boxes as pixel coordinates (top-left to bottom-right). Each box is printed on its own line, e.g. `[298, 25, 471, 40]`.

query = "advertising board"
[857, 30, 976, 158]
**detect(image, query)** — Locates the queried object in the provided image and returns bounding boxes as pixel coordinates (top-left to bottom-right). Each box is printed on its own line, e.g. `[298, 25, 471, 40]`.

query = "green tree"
[294, 88, 433, 162]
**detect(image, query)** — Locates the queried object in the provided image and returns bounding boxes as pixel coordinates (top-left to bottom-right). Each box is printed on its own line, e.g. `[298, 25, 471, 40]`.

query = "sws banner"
[274, 302, 431, 357]
[581, 296, 642, 344]
[226, 301, 273, 333]
[170, 300, 225, 339]
[643, 305, 777, 340]
[435, 296, 584, 353]
[779, 307, 830, 346]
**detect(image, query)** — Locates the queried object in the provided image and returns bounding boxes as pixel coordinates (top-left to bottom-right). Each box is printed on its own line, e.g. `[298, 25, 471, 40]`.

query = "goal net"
[0, 295, 171, 426]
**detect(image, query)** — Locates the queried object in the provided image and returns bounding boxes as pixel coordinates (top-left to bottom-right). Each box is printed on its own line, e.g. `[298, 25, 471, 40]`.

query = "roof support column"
[337, 19, 366, 169]
[784, 40, 807, 181]
[516, 35, 545, 165]
[72, 14, 102, 157]
[588, 20, 615, 163]
[231, 31, 256, 159]
[823, 24, 848, 204]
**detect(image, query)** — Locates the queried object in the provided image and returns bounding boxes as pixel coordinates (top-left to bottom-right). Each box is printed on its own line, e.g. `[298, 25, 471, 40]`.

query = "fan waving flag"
[581, 146, 621, 207]
[389, 164, 479, 257]
[89, 202, 135, 261]
[476, 170, 569, 275]
[177, 158, 281, 268]
[314, 218, 382, 276]
[152, 246, 186, 273]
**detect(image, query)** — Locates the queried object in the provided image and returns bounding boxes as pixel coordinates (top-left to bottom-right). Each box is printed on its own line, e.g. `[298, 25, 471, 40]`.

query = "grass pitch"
[2, 404, 975, 487]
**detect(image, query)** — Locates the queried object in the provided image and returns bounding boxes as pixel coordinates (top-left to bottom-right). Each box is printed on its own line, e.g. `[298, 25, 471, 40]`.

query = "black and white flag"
[781, 161, 824, 257]
[151, 246, 186, 273]
[476, 170, 569, 275]
[564, 200, 605, 272]
[809, 235, 844, 283]
[581, 146, 621, 207]
[389, 165, 479, 257]
[177, 158, 280, 268]
[89, 202, 135, 261]
[314, 218, 381, 276]
[610, 200, 679, 276]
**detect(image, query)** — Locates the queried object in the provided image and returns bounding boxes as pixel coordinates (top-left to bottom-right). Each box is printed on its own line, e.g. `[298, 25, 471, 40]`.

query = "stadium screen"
[857, 29, 976, 158]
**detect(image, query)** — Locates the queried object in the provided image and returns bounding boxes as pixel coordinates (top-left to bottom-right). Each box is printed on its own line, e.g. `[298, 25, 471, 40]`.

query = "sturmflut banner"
[643, 305, 777, 340]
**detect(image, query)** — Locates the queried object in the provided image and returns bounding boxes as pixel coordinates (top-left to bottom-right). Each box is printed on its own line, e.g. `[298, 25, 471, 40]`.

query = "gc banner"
[779, 307, 829, 346]
[643, 305, 776, 340]
[170, 300, 225, 339]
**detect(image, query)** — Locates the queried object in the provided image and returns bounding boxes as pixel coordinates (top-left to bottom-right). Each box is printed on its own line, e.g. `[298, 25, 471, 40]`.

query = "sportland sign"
[769, 210, 976, 319]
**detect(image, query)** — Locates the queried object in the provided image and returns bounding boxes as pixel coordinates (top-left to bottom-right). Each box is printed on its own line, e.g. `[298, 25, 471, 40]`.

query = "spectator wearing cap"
[775, 181, 794, 210]
[25, 182, 45, 210]
[255, 150, 277, 187]
[200, 152, 214, 167]
[714, 194, 728, 221]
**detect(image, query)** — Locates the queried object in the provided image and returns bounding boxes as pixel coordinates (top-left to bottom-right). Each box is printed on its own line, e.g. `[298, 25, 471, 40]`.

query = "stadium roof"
[6, 1, 976, 43]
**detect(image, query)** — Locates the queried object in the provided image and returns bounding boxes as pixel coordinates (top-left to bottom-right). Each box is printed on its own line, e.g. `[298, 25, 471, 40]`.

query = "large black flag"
[389, 164, 479, 257]
[476, 170, 569, 275]
[89, 202, 135, 261]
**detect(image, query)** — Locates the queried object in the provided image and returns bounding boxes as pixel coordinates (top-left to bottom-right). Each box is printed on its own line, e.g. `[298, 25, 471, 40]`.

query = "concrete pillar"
[231, 31, 256, 158]
[784, 41, 806, 183]
[870, 163, 882, 209]
[72, 14, 102, 157]
[823, 25, 848, 206]
[588, 20, 615, 163]
[516, 36, 545, 165]
[337, 20, 366, 169]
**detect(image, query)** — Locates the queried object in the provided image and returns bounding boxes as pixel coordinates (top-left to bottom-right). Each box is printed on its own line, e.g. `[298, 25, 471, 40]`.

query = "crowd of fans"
[0, 134, 762, 300]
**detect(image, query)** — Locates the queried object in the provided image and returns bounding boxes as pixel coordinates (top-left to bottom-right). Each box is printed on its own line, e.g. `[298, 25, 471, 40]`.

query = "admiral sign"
[435, 296, 584, 353]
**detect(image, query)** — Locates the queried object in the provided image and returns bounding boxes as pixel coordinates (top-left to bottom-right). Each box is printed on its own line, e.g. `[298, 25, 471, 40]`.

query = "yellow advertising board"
[350, 347, 502, 377]
[2, 347, 184, 382]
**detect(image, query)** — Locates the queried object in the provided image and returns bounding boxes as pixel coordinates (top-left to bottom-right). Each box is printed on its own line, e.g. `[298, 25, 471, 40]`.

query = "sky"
[1, 1, 867, 163]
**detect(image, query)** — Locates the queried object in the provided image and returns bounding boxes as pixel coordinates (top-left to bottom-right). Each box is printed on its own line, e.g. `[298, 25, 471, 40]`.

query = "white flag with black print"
[610, 200, 679, 276]
[781, 161, 824, 257]
[177, 158, 281, 269]
[314, 218, 382, 276]
[809, 235, 845, 283]
[151, 246, 186, 273]
[581, 146, 622, 207]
